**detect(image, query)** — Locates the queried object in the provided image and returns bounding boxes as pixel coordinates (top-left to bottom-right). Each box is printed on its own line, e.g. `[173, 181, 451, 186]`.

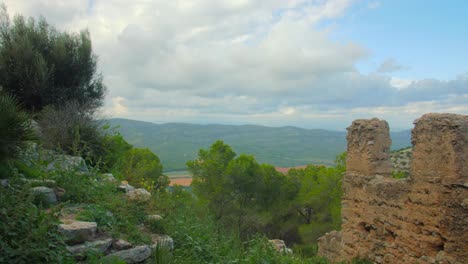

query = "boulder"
[118, 181, 135, 193]
[46, 155, 88, 172]
[66, 238, 112, 257]
[58, 220, 97, 244]
[150, 234, 174, 250]
[31, 186, 58, 205]
[269, 239, 292, 254]
[126, 188, 151, 202]
[113, 239, 132, 250]
[101, 173, 116, 182]
[105, 245, 152, 263]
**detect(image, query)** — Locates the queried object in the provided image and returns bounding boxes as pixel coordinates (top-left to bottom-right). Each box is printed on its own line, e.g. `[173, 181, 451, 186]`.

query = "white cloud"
[3, 0, 467, 130]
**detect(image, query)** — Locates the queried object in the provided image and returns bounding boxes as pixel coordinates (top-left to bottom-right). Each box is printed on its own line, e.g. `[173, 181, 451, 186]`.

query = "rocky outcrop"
[46, 154, 88, 172]
[318, 113, 468, 264]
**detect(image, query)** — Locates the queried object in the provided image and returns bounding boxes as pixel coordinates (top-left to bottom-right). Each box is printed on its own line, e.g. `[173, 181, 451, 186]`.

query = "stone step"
[58, 220, 97, 245]
[66, 238, 112, 258]
[105, 245, 152, 264]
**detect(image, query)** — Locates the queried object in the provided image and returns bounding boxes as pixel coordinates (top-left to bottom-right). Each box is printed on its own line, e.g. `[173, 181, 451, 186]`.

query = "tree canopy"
[0, 6, 105, 112]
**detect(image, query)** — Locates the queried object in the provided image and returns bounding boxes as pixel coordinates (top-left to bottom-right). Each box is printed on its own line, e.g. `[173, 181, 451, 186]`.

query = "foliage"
[37, 101, 105, 167]
[391, 170, 409, 179]
[0, 178, 71, 263]
[156, 187, 331, 264]
[99, 132, 132, 173]
[0, 5, 105, 112]
[0, 92, 35, 166]
[117, 147, 167, 191]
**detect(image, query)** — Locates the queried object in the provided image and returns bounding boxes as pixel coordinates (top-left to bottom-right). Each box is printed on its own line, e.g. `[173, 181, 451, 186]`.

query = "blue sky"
[6, 0, 468, 130]
[335, 0, 468, 80]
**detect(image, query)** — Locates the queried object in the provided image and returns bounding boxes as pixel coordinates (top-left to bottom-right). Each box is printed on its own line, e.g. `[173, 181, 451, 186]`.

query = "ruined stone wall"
[318, 113, 467, 264]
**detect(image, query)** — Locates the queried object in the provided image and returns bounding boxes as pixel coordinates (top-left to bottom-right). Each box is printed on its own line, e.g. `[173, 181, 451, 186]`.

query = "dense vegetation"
[109, 118, 411, 171]
[0, 7, 372, 264]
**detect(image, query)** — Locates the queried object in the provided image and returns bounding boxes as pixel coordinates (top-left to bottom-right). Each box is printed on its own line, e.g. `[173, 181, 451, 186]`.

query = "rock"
[113, 239, 132, 250]
[1, 179, 8, 187]
[268, 239, 292, 254]
[66, 238, 112, 257]
[118, 181, 135, 193]
[105, 245, 152, 263]
[46, 155, 88, 172]
[150, 234, 174, 250]
[31, 186, 58, 205]
[58, 220, 97, 244]
[55, 187, 66, 201]
[147, 214, 163, 221]
[101, 173, 116, 182]
[126, 188, 151, 202]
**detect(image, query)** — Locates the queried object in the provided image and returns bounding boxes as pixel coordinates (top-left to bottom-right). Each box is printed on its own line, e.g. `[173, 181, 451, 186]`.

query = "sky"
[5, 0, 468, 130]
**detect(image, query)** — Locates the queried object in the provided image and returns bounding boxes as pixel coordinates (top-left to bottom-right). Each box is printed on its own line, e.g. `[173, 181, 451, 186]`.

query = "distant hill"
[107, 118, 412, 171]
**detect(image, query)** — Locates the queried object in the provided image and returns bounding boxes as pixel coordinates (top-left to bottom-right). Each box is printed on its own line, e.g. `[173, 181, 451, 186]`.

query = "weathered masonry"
[318, 113, 467, 264]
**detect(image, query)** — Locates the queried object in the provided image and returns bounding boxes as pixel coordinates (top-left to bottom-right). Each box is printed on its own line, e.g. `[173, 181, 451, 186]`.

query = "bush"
[37, 101, 105, 167]
[117, 148, 166, 191]
[0, 179, 71, 263]
[0, 93, 35, 165]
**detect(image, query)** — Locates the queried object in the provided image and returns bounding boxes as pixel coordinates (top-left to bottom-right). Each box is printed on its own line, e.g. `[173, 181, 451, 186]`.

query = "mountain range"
[108, 118, 412, 171]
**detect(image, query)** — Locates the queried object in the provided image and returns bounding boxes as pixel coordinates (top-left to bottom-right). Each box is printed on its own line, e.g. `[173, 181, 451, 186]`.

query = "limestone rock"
[126, 188, 151, 202]
[118, 181, 135, 193]
[58, 220, 97, 244]
[46, 155, 88, 172]
[106, 245, 152, 263]
[268, 239, 292, 254]
[150, 234, 174, 250]
[31, 186, 57, 205]
[113, 239, 132, 250]
[102, 173, 116, 182]
[66, 238, 112, 257]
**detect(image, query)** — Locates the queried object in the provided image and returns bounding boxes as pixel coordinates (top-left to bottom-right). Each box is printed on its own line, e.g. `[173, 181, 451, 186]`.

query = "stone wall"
[317, 113, 467, 264]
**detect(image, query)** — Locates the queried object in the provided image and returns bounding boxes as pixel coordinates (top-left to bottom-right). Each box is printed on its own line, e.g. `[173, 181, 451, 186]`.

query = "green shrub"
[0, 93, 35, 166]
[37, 102, 105, 167]
[76, 204, 116, 232]
[0, 179, 71, 263]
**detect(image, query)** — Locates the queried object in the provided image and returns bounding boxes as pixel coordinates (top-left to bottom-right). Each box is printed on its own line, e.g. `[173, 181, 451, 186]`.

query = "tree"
[187, 140, 236, 220]
[289, 164, 342, 225]
[0, 5, 105, 112]
[119, 148, 166, 192]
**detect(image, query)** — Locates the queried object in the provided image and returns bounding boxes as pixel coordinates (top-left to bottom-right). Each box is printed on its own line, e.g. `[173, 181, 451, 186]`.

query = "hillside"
[108, 119, 412, 171]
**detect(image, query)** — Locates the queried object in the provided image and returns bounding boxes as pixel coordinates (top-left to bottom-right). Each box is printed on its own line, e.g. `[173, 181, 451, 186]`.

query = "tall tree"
[0, 5, 105, 112]
[187, 140, 236, 220]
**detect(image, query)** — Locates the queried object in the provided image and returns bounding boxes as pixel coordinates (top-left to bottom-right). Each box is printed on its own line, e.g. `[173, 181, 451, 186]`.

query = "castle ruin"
[318, 113, 467, 264]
